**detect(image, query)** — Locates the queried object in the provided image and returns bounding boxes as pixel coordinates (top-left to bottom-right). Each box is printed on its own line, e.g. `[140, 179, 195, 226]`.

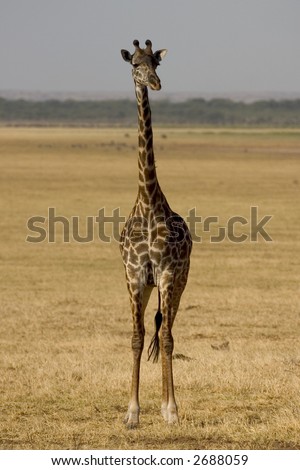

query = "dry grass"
[0, 127, 299, 449]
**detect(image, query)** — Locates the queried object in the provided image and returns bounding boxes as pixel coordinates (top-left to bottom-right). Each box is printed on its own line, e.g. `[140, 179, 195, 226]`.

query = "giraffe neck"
[135, 82, 162, 205]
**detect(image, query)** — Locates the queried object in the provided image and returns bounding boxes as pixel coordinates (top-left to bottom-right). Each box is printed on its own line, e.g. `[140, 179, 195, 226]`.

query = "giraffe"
[120, 39, 192, 428]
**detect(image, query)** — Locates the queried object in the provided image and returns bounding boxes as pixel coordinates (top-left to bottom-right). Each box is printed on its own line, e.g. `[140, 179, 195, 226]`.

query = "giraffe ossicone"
[120, 39, 192, 428]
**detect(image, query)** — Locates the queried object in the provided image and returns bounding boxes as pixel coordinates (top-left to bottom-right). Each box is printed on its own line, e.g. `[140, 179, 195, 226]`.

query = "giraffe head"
[121, 39, 167, 91]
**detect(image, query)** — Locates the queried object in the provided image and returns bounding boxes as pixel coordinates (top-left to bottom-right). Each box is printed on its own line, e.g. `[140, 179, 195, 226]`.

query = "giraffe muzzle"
[149, 75, 161, 91]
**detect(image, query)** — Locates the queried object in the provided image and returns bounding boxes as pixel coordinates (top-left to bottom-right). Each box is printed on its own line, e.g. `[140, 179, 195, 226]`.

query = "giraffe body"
[120, 40, 192, 427]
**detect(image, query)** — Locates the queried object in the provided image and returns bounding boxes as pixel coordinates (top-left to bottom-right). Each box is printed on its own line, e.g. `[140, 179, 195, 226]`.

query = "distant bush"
[1, 97, 300, 126]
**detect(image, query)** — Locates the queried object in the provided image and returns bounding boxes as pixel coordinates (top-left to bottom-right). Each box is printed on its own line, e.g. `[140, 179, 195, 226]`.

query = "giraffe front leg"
[161, 350, 168, 421]
[124, 285, 152, 428]
[160, 280, 184, 425]
[161, 325, 178, 424]
[124, 324, 144, 428]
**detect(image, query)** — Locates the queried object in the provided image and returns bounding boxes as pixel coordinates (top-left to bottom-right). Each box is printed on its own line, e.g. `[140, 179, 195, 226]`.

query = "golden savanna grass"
[0, 127, 299, 449]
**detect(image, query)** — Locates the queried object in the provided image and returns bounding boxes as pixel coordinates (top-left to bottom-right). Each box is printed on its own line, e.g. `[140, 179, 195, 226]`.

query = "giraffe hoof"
[124, 411, 139, 429]
[168, 413, 179, 425]
[126, 420, 139, 429]
[161, 404, 179, 424]
[161, 405, 168, 422]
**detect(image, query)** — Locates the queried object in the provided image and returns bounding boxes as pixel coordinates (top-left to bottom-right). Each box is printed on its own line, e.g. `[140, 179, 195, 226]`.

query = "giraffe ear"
[121, 49, 132, 63]
[154, 49, 167, 62]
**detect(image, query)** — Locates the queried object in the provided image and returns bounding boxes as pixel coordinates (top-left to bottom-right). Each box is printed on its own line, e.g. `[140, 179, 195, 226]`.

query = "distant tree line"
[1, 97, 300, 126]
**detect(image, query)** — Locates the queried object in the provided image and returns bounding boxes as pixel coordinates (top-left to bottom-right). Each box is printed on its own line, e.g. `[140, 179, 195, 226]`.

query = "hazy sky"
[1, 0, 300, 93]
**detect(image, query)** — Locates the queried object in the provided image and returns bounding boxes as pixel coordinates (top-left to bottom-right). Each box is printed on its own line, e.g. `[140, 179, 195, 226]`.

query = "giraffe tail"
[147, 291, 162, 363]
